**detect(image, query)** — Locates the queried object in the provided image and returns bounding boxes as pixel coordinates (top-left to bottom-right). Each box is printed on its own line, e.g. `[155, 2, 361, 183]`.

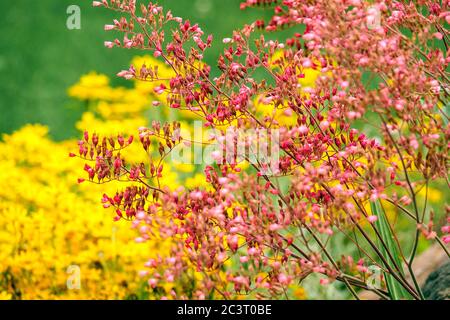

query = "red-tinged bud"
[104, 41, 115, 49]
[69, 153, 76, 158]
[104, 24, 115, 31]
[182, 20, 191, 32]
[227, 235, 238, 252]
[207, 34, 213, 45]
[256, 20, 265, 29]
[116, 209, 123, 217]
[334, 137, 342, 147]
[114, 157, 122, 169]
[128, 135, 134, 144]
[117, 70, 130, 78]
[154, 84, 166, 95]
[92, 134, 99, 146]
[150, 163, 156, 175]
[101, 194, 110, 203]
[118, 135, 125, 147]
[77, 178, 85, 184]
[84, 130, 89, 142]
[205, 114, 214, 122]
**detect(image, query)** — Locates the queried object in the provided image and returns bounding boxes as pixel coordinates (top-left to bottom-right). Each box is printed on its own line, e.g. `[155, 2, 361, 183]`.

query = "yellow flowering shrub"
[0, 124, 162, 299]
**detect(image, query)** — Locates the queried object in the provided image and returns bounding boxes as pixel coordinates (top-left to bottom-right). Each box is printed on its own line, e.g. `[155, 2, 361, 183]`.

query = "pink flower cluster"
[73, 0, 450, 299]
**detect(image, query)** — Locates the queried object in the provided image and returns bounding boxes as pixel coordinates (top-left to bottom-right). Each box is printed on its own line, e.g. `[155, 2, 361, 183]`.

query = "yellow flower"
[0, 291, 12, 300]
[68, 72, 112, 101]
[0, 125, 171, 299]
[293, 287, 307, 300]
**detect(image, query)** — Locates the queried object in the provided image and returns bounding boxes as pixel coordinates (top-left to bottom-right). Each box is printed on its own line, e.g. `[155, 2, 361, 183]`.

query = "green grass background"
[0, 0, 275, 140]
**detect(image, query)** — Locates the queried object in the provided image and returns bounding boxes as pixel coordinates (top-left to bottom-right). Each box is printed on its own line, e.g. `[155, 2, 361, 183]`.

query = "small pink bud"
[154, 84, 166, 95]
[240, 256, 249, 263]
[117, 70, 129, 77]
[135, 237, 145, 243]
[298, 125, 309, 135]
[104, 41, 115, 48]
[320, 120, 330, 131]
[278, 273, 290, 285]
[136, 211, 146, 220]
[148, 278, 158, 288]
[433, 32, 443, 40]
[117, 135, 124, 147]
[138, 270, 149, 277]
[269, 223, 281, 232]
[367, 215, 378, 223]
[166, 274, 174, 282]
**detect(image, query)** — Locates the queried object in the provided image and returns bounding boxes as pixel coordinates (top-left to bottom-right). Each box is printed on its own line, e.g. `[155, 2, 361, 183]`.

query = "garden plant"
[71, 0, 450, 300]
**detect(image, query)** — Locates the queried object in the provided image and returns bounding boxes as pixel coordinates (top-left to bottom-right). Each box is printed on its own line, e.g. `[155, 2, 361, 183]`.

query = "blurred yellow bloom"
[68, 72, 112, 101]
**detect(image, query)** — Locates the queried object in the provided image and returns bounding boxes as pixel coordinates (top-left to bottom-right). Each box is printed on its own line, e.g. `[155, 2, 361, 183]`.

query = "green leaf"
[370, 201, 411, 300]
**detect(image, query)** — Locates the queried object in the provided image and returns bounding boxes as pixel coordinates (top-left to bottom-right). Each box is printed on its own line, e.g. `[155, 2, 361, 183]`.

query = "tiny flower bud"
[104, 41, 115, 48]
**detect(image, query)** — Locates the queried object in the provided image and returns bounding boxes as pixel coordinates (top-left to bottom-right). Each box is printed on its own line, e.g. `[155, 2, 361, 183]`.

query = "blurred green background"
[0, 0, 276, 140]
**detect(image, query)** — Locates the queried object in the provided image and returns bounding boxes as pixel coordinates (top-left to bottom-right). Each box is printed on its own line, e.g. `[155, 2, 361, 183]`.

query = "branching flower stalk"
[77, 0, 450, 299]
